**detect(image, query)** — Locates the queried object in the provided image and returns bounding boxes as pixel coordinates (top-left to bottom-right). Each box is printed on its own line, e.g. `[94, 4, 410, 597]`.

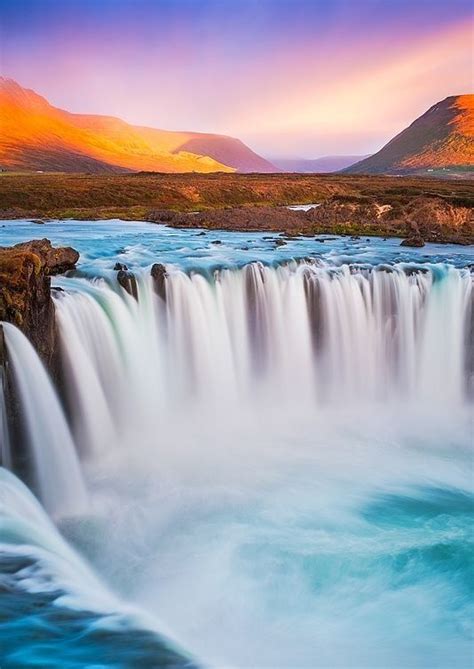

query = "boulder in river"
[117, 270, 138, 299]
[400, 236, 425, 248]
[151, 263, 167, 301]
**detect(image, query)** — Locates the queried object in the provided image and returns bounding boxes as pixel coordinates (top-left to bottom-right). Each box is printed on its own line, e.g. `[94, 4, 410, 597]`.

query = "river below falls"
[0, 220, 473, 668]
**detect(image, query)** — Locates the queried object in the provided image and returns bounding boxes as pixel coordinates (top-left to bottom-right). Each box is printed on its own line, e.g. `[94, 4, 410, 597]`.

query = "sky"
[0, 0, 472, 158]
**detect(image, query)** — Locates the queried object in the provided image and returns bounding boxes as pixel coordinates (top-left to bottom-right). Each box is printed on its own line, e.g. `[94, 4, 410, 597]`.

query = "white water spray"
[1, 262, 472, 513]
[0, 260, 472, 668]
[53, 263, 472, 457]
[2, 323, 87, 516]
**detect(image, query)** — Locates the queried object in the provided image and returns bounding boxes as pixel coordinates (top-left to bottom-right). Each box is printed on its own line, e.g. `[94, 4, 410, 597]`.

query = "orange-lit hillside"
[401, 95, 474, 169]
[451, 95, 474, 136]
[0, 79, 277, 173]
[346, 95, 474, 175]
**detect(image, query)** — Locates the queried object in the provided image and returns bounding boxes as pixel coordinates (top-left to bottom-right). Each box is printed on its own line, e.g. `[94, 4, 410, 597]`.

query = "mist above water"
[1, 252, 473, 668]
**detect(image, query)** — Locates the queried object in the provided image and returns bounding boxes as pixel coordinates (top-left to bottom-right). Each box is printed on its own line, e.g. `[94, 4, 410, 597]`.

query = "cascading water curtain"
[55, 263, 473, 427]
[1, 261, 473, 515]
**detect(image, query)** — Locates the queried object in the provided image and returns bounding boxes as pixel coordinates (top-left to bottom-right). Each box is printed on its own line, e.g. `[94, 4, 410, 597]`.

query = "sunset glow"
[1, 0, 472, 157]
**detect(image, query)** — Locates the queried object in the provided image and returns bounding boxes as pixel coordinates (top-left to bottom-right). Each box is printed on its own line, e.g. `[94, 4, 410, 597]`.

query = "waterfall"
[0, 466, 102, 599]
[1, 258, 472, 668]
[0, 467, 198, 668]
[1, 323, 87, 517]
[1, 261, 472, 512]
[55, 264, 472, 434]
[0, 365, 10, 469]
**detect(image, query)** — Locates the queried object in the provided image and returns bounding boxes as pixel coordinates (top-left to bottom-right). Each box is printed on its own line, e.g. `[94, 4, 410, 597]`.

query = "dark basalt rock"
[377, 265, 395, 273]
[117, 270, 138, 299]
[275, 239, 287, 247]
[151, 263, 167, 301]
[400, 236, 425, 247]
[30, 219, 45, 225]
[114, 262, 128, 271]
[404, 266, 429, 276]
[211, 240, 222, 245]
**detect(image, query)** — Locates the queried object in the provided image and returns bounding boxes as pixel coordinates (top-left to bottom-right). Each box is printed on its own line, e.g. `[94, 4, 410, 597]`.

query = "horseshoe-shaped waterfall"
[1, 222, 473, 668]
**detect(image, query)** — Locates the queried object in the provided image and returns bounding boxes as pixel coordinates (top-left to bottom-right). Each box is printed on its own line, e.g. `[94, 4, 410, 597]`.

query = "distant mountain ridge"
[0, 78, 277, 173]
[344, 95, 474, 176]
[272, 155, 370, 173]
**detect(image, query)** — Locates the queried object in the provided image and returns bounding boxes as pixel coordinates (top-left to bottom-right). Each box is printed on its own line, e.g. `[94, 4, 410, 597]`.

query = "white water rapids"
[1, 260, 473, 668]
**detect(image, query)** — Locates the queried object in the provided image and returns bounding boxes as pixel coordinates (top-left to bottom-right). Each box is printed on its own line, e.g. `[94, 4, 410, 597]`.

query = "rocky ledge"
[0, 239, 79, 367]
[148, 195, 473, 245]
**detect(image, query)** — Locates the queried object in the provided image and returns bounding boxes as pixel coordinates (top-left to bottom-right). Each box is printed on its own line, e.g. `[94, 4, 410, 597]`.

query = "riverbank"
[0, 172, 472, 244]
[148, 197, 473, 245]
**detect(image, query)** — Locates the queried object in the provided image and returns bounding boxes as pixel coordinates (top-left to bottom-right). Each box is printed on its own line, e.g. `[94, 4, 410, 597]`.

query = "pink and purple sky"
[0, 0, 472, 157]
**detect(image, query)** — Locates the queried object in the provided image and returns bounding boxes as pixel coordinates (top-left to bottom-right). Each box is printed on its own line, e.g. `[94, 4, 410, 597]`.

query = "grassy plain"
[0, 171, 472, 221]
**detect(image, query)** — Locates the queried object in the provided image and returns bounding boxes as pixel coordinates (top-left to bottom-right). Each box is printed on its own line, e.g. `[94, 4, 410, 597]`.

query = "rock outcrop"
[117, 269, 138, 299]
[148, 195, 473, 244]
[148, 206, 309, 234]
[0, 239, 78, 366]
[400, 236, 425, 247]
[151, 263, 167, 301]
[305, 195, 473, 244]
[0, 239, 79, 469]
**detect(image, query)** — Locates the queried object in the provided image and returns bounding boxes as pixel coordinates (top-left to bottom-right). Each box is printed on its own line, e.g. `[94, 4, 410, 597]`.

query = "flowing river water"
[0, 220, 473, 668]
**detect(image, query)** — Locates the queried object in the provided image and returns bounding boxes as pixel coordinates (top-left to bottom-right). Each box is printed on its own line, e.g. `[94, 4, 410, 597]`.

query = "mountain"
[344, 95, 474, 176]
[133, 126, 277, 173]
[271, 155, 369, 173]
[0, 78, 277, 173]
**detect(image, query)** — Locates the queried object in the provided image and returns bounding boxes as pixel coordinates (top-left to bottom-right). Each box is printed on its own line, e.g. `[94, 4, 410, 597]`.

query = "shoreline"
[3, 207, 473, 246]
[0, 172, 472, 245]
[149, 202, 473, 245]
